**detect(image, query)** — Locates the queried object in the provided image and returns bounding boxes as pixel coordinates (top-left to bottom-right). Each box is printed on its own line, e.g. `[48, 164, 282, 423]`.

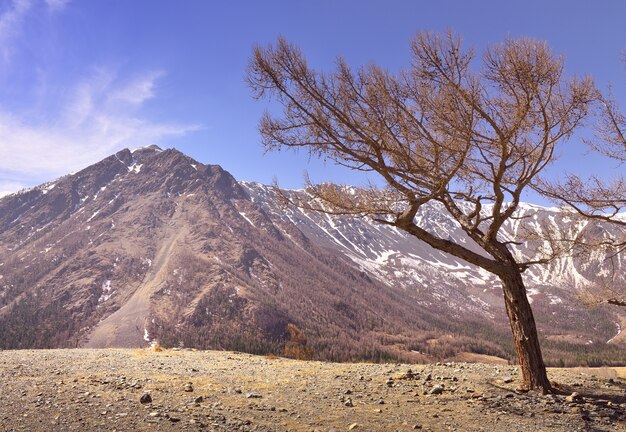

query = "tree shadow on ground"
[484, 379, 625, 431]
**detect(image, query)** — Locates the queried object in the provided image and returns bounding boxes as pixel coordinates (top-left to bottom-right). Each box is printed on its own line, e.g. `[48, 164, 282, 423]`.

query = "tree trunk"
[499, 269, 552, 393]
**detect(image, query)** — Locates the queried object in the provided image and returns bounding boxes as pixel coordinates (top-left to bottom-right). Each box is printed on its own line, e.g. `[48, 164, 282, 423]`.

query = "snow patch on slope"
[97, 280, 114, 305]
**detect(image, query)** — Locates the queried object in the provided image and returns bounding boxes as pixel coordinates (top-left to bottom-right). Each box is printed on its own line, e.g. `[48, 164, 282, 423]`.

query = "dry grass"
[451, 352, 510, 365]
[553, 366, 626, 379]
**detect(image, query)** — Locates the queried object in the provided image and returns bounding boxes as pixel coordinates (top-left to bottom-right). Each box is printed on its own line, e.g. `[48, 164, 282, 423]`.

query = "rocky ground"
[0, 349, 624, 431]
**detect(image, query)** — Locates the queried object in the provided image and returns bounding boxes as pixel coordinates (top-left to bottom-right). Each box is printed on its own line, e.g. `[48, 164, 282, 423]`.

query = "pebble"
[3, 351, 626, 431]
[565, 392, 583, 403]
[139, 393, 152, 404]
[429, 385, 444, 395]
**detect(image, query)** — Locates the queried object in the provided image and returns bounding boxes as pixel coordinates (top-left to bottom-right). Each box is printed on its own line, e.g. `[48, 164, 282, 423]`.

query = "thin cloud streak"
[45, 0, 70, 12]
[109, 70, 166, 106]
[0, 0, 32, 64]
[0, 3, 199, 197]
[0, 69, 201, 193]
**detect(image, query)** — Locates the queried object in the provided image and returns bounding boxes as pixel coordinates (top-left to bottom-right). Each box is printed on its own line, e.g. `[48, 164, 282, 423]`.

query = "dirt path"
[0, 349, 624, 432]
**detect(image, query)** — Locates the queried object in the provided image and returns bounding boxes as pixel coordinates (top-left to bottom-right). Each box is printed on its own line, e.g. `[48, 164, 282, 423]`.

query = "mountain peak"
[0, 146, 623, 365]
[132, 144, 163, 154]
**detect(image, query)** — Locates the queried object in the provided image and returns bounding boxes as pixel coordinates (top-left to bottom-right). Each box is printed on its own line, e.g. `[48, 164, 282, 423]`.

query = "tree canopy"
[538, 56, 626, 307]
[248, 31, 598, 392]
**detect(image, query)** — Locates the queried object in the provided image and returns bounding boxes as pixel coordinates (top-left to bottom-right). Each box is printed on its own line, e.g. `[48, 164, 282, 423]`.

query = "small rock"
[169, 416, 181, 423]
[246, 392, 262, 399]
[140, 393, 152, 404]
[348, 423, 358, 430]
[429, 384, 444, 395]
[184, 383, 193, 392]
[397, 369, 415, 380]
[148, 411, 159, 417]
[502, 376, 513, 384]
[194, 396, 204, 404]
[566, 392, 584, 403]
[344, 398, 354, 407]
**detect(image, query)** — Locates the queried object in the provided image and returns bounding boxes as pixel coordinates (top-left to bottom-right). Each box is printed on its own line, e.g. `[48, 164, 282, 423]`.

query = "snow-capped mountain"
[244, 183, 626, 348]
[0, 147, 623, 364]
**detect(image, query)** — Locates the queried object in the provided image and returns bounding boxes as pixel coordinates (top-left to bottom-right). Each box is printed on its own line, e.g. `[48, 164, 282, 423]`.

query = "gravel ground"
[0, 349, 624, 431]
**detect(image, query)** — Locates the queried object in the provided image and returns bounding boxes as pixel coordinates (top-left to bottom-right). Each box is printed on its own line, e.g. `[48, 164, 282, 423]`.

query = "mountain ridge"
[0, 147, 623, 365]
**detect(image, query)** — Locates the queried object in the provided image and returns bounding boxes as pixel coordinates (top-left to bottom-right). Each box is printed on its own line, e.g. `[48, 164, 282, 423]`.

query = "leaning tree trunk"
[499, 268, 552, 393]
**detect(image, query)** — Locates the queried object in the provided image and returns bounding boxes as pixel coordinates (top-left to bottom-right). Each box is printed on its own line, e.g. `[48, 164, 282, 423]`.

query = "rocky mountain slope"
[244, 184, 626, 350]
[0, 147, 623, 364]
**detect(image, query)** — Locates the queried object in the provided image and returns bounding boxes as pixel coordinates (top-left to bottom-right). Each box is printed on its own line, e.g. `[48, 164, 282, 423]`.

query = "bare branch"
[248, 32, 596, 391]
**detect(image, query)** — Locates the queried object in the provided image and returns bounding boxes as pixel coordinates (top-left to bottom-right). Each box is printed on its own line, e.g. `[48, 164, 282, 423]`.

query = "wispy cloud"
[45, 0, 70, 12]
[108, 70, 165, 106]
[0, 0, 32, 64]
[0, 1, 199, 197]
[0, 68, 200, 192]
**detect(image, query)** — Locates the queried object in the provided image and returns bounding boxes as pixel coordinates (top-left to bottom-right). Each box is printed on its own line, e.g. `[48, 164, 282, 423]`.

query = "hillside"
[0, 147, 470, 361]
[0, 146, 624, 364]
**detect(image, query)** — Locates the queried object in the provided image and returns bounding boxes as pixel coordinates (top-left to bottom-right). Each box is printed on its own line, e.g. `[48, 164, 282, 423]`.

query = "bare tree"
[539, 54, 626, 308]
[247, 32, 595, 392]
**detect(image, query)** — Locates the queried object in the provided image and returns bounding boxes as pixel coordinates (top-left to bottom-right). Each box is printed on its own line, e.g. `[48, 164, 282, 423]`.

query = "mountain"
[245, 184, 626, 340]
[0, 147, 623, 365]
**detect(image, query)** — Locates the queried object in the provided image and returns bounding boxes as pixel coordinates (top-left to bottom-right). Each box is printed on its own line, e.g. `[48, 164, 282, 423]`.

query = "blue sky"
[0, 0, 624, 203]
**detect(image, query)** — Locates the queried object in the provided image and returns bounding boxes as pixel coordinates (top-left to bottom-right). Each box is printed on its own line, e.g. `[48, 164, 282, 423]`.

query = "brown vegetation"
[247, 31, 598, 392]
[283, 323, 313, 360]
